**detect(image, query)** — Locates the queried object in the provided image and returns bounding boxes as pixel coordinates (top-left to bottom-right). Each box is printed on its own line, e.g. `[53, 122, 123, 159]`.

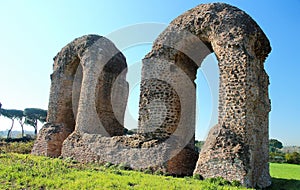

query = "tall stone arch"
[32, 35, 128, 157]
[137, 3, 271, 188]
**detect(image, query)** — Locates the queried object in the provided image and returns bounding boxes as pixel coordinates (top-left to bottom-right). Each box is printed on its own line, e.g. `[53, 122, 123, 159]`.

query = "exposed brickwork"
[138, 3, 271, 188]
[32, 3, 271, 188]
[32, 123, 72, 157]
[61, 131, 197, 176]
[32, 35, 128, 156]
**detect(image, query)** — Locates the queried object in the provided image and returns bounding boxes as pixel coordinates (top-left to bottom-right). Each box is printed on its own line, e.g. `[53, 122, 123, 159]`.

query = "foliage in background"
[269, 151, 286, 163]
[0, 109, 24, 138]
[0, 131, 35, 139]
[124, 128, 138, 135]
[285, 152, 300, 164]
[0, 138, 34, 154]
[0, 107, 47, 137]
[269, 139, 283, 153]
[269, 139, 300, 165]
[24, 108, 47, 135]
[195, 140, 205, 153]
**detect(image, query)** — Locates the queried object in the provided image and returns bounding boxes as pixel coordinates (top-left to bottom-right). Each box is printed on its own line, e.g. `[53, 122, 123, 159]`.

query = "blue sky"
[0, 0, 299, 145]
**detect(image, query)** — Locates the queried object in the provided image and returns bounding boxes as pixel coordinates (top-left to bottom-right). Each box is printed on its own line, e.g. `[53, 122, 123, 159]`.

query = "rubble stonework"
[32, 3, 271, 188]
[138, 3, 271, 188]
[32, 35, 129, 157]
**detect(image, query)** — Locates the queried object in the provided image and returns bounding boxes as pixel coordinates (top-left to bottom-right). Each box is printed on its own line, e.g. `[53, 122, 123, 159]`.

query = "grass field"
[267, 163, 300, 190]
[270, 163, 300, 180]
[0, 153, 247, 190]
[0, 153, 299, 189]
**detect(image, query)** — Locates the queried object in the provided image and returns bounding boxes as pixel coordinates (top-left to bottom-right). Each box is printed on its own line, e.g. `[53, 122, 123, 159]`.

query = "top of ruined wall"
[146, 3, 271, 64]
[52, 35, 102, 71]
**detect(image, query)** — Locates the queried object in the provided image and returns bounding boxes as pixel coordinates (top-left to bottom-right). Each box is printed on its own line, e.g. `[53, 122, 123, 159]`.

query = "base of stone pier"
[60, 131, 198, 176]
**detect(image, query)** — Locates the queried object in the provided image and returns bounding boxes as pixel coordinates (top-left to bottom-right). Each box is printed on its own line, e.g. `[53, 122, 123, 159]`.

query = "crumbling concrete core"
[32, 3, 271, 188]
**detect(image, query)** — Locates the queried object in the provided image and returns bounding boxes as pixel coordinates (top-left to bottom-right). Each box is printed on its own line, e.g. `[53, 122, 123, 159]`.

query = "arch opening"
[195, 53, 219, 148]
[137, 3, 271, 187]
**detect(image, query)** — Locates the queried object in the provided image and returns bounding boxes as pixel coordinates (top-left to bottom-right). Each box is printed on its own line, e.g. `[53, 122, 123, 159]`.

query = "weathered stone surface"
[138, 3, 271, 188]
[32, 123, 71, 157]
[33, 3, 271, 188]
[32, 33, 196, 176]
[61, 131, 197, 175]
[32, 34, 129, 156]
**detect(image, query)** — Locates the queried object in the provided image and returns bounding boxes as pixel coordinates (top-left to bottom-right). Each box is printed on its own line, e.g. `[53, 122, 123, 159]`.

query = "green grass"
[270, 163, 300, 180]
[267, 163, 300, 190]
[0, 153, 246, 190]
[1, 152, 299, 190]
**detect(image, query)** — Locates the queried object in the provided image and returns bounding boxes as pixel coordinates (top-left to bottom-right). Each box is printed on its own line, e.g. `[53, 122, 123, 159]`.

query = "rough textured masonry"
[32, 3, 271, 188]
[32, 35, 129, 157]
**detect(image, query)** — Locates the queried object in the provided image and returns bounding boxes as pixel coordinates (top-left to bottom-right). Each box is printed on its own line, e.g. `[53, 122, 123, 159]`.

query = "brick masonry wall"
[137, 3, 271, 188]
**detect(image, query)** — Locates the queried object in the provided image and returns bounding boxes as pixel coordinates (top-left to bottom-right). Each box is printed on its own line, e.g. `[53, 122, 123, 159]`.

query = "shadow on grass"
[265, 178, 300, 190]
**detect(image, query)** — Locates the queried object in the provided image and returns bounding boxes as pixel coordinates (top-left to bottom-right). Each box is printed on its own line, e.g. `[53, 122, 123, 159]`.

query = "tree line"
[0, 103, 47, 139]
[269, 138, 300, 165]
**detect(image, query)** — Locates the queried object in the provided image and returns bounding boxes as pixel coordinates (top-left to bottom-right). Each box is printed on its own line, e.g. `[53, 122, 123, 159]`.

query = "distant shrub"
[124, 128, 138, 135]
[195, 140, 205, 153]
[269, 151, 286, 163]
[0, 139, 34, 154]
[285, 152, 300, 164]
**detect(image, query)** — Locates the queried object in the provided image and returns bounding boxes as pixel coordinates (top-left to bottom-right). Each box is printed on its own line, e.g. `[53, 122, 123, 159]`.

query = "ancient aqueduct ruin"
[32, 3, 271, 188]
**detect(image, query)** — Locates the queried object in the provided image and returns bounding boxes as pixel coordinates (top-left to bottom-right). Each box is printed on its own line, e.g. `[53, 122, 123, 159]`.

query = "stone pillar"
[138, 56, 198, 175]
[194, 40, 271, 187]
[75, 37, 128, 135]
